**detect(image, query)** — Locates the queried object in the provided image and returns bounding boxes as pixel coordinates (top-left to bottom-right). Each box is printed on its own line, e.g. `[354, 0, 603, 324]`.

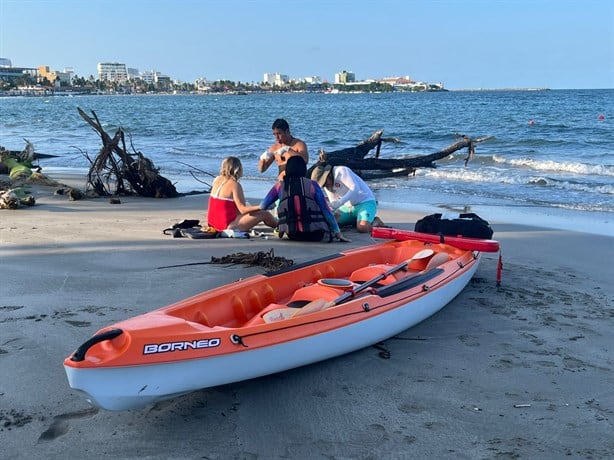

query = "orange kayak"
[64, 229, 499, 410]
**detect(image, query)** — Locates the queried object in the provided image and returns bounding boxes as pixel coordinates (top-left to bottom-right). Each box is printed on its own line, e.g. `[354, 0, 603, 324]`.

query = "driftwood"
[310, 130, 492, 180]
[78, 108, 178, 198]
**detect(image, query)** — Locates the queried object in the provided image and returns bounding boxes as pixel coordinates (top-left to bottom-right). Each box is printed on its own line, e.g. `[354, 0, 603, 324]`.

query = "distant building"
[139, 70, 170, 86]
[154, 73, 171, 87]
[263, 72, 289, 86]
[195, 77, 211, 92]
[334, 70, 356, 84]
[38, 65, 72, 86]
[377, 75, 414, 86]
[140, 70, 156, 84]
[97, 62, 128, 83]
[63, 67, 75, 82]
[127, 67, 140, 80]
[0, 57, 37, 82]
[303, 76, 322, 84]
[139, 70, 153, 84]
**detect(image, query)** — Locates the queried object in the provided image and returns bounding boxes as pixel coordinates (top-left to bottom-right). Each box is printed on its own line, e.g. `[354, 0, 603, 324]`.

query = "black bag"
[162, 219, 202, 237]
[415, 213, 493, 239]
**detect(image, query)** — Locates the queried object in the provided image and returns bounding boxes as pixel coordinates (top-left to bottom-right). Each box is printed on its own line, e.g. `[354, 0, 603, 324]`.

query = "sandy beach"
[1, 174, 613, 460]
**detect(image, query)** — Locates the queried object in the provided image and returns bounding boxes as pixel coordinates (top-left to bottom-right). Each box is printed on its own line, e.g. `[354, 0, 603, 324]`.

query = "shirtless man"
[258, 118, 308, 179]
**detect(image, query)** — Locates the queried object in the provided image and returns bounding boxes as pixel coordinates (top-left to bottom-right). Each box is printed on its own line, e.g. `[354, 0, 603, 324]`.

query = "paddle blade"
[292, 299, 334, 317]
[425, 252, 449, 269]
[263, 308, 296, 323]
[411, 249, 435, 260]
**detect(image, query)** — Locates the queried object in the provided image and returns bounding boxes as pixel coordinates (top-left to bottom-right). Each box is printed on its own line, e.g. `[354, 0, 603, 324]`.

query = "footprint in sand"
[38, 407, 98, 441]
[65, 320, 91, 327]
[458, 334, 480, 347]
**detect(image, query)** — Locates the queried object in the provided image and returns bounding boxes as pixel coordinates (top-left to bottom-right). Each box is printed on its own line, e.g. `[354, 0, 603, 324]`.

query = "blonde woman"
[207, 157, 277, 232]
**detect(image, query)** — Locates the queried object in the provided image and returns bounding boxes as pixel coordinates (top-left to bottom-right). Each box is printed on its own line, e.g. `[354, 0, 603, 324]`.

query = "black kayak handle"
[70, 328, 124, 362]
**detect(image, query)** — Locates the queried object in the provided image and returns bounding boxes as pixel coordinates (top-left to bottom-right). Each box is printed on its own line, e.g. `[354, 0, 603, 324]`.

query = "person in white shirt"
[311, 164, 386, 233]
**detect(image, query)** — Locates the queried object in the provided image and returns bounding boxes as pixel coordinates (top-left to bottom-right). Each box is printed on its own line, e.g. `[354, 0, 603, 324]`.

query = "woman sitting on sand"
[207, 156, 278, 233]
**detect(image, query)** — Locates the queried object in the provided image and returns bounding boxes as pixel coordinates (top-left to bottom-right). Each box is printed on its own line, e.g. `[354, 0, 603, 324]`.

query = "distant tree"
[14, 74, 35, 87]
[39, 77, 53, 87]
[72, 76, 87, 86]
[0, 79, 14, 90]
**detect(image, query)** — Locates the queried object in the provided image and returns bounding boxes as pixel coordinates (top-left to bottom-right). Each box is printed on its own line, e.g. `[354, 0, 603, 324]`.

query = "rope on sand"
[211, 249, 293, 271]
[157, 249, 293, 271]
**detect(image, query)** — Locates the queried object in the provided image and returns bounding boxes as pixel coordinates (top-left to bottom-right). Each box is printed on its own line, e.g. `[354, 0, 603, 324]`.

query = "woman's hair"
[283, 156, 307, 192]
[284, 155, 307, 178]
[220, 156, 243, 180]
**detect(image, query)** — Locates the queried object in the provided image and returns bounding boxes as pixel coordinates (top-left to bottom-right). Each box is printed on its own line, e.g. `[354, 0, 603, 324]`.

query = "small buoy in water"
[529, 120, 535, 126]
[598, 114, 605, 120]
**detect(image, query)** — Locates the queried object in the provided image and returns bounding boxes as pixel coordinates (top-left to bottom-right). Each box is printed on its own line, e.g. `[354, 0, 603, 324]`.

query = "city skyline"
[0, 58, 418, 87]
[1, 0, 612, 90]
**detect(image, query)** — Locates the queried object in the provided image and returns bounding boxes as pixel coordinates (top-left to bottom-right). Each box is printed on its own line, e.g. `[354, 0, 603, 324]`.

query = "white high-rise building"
[263, 72, 289, 86]
[97, 62, 128, 82]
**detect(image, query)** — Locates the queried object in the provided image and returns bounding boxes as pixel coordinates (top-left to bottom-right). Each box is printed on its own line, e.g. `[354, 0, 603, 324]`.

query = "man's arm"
[329, 167, 357, 210]
[259, 145, 291, 173]
[258, 152, 275, 173]
[289, 139, 308, 164]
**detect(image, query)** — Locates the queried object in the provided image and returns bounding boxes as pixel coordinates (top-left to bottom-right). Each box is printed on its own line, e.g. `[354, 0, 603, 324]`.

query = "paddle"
[424, 252, 449, 270]
[292, 248, 435, 317]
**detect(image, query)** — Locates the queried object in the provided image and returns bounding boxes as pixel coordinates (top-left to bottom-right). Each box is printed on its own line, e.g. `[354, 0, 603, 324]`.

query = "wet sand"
[1, 174, 613, 459]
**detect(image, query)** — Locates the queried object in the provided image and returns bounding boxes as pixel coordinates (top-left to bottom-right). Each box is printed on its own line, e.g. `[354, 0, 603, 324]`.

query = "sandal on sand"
[332, 235, 351, 243]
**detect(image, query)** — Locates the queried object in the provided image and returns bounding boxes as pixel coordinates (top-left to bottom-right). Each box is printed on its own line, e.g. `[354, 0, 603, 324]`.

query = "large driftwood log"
[310, 131, 491, 180]
[78, 108, 178, 198]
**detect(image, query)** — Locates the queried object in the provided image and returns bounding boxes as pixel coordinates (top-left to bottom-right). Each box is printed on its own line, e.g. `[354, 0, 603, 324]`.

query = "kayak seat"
[242, 303, 292, 327]
[287, 284, 348, 306]
[191, 311, 211, 327]
[242, 281, 346, 327]
[232, 297, 249, 325]
[234, 286, 277, 321]
[193, 295, 249, 327]
[191, 294, 257, 328]
[349, 264, 401, 286]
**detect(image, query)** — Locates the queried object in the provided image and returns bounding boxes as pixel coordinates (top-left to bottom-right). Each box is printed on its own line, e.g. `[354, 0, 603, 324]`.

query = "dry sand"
[1, 174, 613, 459]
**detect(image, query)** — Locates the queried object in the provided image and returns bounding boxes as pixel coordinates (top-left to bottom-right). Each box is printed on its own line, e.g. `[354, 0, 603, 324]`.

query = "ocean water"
[1, 90, 612, 235]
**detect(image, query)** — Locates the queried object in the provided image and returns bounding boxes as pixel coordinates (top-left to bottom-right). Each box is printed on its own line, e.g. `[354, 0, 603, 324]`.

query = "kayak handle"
[70, 328, 124, 362]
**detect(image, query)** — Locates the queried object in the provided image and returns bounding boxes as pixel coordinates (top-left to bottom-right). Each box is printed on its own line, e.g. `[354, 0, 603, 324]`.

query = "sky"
[0, 0, 612, 90]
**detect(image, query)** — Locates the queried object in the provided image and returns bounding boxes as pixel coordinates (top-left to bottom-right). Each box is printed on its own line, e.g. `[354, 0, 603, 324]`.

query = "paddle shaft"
[332, 260, 409, 306]
[331, 249, 434, 306]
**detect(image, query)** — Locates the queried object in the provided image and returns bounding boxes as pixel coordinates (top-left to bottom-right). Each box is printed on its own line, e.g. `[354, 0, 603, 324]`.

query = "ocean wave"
[415, 166, 613, 196]
[493, 155, 614, 176]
